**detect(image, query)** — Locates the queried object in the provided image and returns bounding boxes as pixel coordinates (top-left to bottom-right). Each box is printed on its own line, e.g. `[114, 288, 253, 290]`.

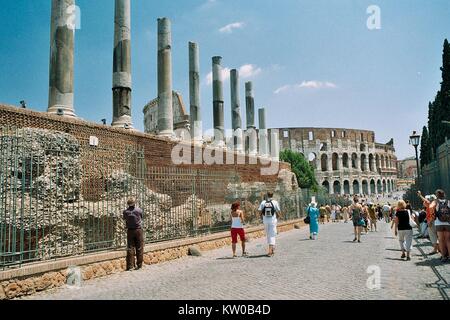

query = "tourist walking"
[383, 203, 391, 223]
[123, 197, 144, 271]
[230, 202, 247, 258]
[319, 204, 326, 224]
[368, 203, 377, 232]
[394, 200, 413, 261]
[342, 206, 349, 223]
[417, 191, 439, 255]
[259, 192, 282, 257]
[429, 189, 450, 263]
[351, 198, 364, 243]
[306, 201, 320, 240]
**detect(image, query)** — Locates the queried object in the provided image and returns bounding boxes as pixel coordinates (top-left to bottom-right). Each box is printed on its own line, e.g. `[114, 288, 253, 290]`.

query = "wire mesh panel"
[0, 126, 302, 270]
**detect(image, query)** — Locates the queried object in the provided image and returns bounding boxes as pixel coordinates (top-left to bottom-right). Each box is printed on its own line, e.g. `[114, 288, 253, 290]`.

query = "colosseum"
[271, 127, 398, 195]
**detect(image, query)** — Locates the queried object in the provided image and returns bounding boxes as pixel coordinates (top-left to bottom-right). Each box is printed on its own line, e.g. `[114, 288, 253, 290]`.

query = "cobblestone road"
[23, 221, 449, 300]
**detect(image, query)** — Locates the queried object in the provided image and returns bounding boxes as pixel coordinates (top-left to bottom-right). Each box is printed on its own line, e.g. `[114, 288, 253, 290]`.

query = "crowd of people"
[303, 189, 449, 263]
[120, 188, 449, 270]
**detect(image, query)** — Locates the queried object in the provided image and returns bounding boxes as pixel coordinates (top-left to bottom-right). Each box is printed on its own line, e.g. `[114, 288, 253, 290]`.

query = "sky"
[1, 0, 449, 160]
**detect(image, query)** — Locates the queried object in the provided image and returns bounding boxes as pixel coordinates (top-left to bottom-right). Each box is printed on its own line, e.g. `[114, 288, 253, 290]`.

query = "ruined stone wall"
[275, 127, 398, 195]
[0, 104, 289, 184]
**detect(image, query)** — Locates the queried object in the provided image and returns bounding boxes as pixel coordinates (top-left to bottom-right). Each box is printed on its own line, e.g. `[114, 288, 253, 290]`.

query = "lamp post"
[409, 131, 421, 187]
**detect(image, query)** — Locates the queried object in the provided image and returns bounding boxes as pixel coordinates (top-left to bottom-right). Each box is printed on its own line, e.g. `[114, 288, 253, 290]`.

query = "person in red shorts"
[230, 202, 248, 258]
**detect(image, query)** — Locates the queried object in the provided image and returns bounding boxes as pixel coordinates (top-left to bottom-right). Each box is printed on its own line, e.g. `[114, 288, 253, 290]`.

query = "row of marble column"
[46, 1, 277, 159]
[323, 178, 397, 196]
[320, 153, 396, 172]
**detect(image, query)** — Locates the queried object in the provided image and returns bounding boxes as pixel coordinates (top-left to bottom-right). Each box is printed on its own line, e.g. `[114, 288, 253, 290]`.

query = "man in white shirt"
[259, 192, 282, 257]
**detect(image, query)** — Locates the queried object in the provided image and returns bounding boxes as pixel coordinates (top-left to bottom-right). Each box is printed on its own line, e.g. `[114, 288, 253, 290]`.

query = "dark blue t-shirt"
[123, 206, 143, 229]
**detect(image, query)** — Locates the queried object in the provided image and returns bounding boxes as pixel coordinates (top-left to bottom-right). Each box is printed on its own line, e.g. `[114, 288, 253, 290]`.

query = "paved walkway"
[23, 221, 449, 300]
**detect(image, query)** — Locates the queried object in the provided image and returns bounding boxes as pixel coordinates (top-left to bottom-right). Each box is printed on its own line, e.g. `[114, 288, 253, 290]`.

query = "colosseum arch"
[369, 154, 375, 172]
[351, 153, 358, 169]
[332, 153, 339, 171]
[370, 179, 376, 194]
[360, 143, 366, 152]
[362, 180, 369, 195]
[333, 181, 341, 194]
[321, 154, 328, 172]
[377, 179, 382, 194]
[376, 154, 380, 171]
[342, 153, 349, 168]
[360, 154, 367, 172]
[322, 180, 330, 193]
[387, 179, 391, 192]
[353, 180, 360, 195]
[308, 152, 318, 169]
[382, 179, 387, 192]
[343, 180, 350, 195]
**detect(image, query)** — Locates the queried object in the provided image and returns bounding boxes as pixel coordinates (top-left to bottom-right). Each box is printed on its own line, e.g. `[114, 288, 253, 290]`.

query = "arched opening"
[369, 154, 374, 172]
[360, 143, 366, 152]
[370, 179, 376, 194]
[333, 181, 341, 194]
[360, 154, 367, 172]
[353, 180, 360, 195]
[377, 180, 382, 194]
[321, 154, 328, 172]
[322, 180, 330, 193]
[381, 156, 385, 168]
[344, 180, 350, 195]
[362, 180, 369, 195]
[382, 179, 387, 193]
[387, 179, 391, 193]
[376, 154, 380, 171]
[332, 153, 339, 171]
[342, 153, 349, 168]
[308, 152, 317, 169]
[351, 153, 358, 169]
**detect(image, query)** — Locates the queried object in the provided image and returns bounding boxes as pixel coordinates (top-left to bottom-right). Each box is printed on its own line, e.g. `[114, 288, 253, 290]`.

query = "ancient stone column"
[230, 69, 243, 152]
[189, 42, 202, 142]
[245, 82, 257, 155]
[258, 108, 269, 157]
[48, 0, 76, 117]
[157, 18, 173, 137]
[212, 56, 225, 145]
[112, 0, 133, 128]
[270, 129, 280, 162]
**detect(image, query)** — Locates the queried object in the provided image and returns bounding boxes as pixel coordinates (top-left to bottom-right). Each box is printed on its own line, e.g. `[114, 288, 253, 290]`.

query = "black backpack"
[262, 200, 276, 217]
[436, 200, 450, 223]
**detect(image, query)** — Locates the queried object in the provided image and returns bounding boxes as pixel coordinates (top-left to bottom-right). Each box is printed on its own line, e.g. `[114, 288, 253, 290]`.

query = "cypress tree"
[437, 40, 450, 145]
[420, 126, 431, 168]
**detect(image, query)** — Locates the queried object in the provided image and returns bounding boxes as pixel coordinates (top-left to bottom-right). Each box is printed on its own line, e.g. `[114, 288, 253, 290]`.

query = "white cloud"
[205, 64, 261, 86]
[219, 22, 245, 34]
[238, 64, 262, 78]
[274, 81, 337, 94]
[274, 85, 292, 94]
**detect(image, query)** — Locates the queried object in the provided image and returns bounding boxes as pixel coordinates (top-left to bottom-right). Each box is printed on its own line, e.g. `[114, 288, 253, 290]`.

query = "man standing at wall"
[259, 192, 282, 257]
[123, 197, 144, 270]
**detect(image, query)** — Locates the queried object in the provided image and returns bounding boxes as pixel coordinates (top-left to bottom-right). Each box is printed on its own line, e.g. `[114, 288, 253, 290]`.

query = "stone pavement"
[22, 221, 449, 300]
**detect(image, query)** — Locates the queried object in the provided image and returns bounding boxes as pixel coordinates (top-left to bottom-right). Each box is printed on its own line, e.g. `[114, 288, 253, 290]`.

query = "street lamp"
[409, 131, 421, 186]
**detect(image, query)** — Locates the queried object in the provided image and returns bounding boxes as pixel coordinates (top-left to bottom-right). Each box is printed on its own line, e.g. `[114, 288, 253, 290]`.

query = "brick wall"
[0, 104, 290, 183]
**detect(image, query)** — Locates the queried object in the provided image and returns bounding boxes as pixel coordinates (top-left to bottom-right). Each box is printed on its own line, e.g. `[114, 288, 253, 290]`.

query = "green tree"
[420, 126, 432, 168]
[440, 39, 450, 142]
[280, 149, 318, 191]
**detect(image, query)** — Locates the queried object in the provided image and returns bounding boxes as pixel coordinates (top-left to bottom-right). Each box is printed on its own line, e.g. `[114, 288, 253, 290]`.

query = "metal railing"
[0, 127, 305, 270]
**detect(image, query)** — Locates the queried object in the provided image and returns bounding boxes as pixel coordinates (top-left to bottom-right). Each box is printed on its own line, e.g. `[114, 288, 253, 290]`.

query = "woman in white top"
[230, 202, 247, 258]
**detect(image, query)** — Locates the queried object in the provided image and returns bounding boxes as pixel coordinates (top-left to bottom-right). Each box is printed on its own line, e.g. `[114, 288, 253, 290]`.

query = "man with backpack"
[430, 189, 450, 263]
[259, 192, 282, 257]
